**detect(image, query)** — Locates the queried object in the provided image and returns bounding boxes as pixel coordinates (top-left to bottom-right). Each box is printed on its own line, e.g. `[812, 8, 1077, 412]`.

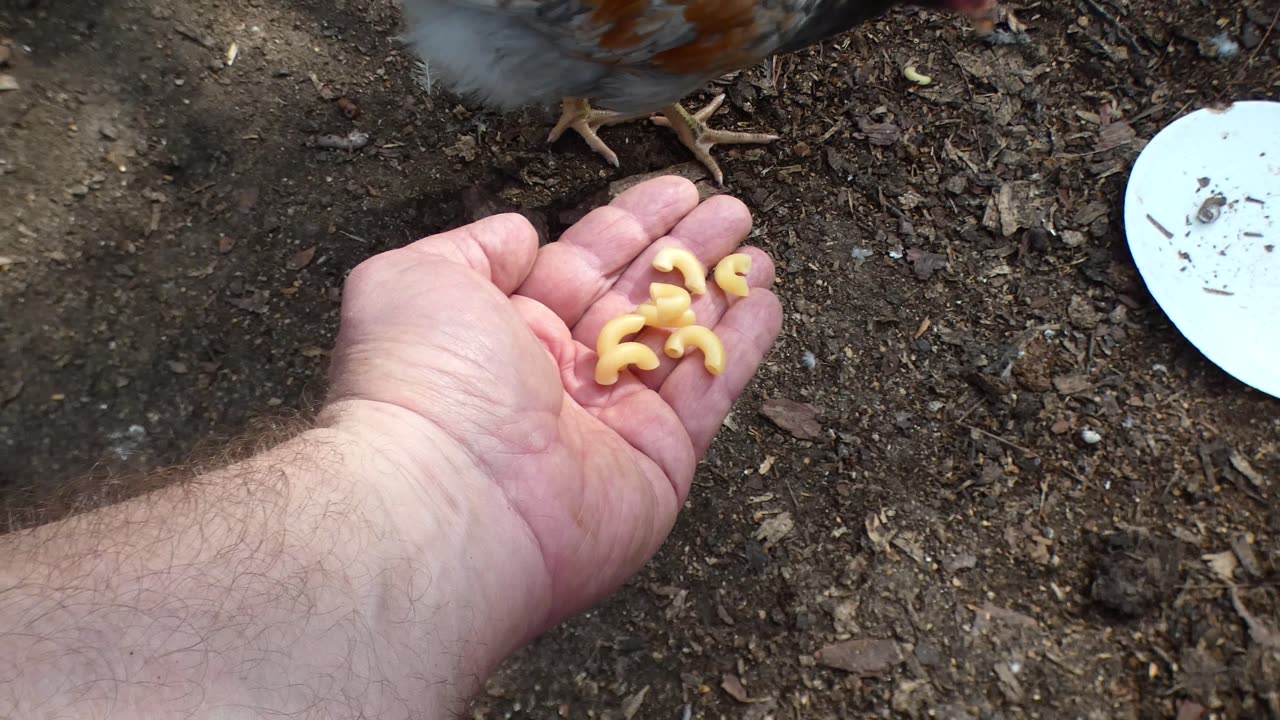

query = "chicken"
[402, 0, 995, 183]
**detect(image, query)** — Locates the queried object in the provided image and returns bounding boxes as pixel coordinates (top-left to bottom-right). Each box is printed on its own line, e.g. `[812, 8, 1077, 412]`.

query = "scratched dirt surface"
[2, 0, 1279, 716]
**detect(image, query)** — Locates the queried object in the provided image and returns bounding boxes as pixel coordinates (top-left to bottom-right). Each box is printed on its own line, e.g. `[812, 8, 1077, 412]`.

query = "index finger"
[516, 176, 700, 326]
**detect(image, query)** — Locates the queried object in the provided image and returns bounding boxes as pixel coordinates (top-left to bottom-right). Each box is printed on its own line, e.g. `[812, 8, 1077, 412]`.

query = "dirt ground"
[3, 0, 1279, 716]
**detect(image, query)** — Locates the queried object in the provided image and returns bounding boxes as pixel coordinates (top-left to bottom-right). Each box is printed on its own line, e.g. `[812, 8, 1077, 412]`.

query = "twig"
[784, 479, 808, 543]
[965, 425, 1040, 458]
[1239, 6, 1279, 76]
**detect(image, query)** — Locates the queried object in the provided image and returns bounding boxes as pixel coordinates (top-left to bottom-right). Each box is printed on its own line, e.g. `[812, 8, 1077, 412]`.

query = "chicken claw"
[548, 97, 651, 167]
[654, 94, 779, 185]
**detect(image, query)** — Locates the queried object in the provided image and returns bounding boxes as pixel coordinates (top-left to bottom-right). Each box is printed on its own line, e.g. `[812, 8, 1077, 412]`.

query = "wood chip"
[313, 130, 369, 151]
[1176, 700, 1207, 720]
[720, 674, 751, 703]
[174, 24, 216, 49]
[1230, 534, 1263, 578]
[621, 686, 649, 720]
[1095, 120, 1138, 152]
[1228, 450, 1265, 488]
[608, 163, 717, 201]
[309, 72, 336, 100]
[989, 181, 1042, 237]
[816, 638, 903, 676]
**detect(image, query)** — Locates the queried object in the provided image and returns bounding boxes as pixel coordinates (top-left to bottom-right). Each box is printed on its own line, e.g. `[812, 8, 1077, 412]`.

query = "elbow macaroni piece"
[636, 302, 696, 327]
[652, 247, 707, 295]
[593, 251, 746, 385]
[648, 283, 692, 325]
[596, 313, 646, 356]
[664, 325, 726, 376]
[595, 342, 660, 385]
[714, 253, 752, 297]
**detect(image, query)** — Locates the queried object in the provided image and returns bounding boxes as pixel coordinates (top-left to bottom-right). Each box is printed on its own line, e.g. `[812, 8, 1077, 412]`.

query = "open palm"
[324, 176, 781, 622]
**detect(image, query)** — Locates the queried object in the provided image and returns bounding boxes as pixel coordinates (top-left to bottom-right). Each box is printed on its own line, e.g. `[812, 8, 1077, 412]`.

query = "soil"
[2, 0, 1279, 717]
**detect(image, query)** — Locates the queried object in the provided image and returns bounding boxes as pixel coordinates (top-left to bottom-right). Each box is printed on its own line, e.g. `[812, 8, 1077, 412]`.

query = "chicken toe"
[653, 95, 779, 185]
[547, 97, 651, 167]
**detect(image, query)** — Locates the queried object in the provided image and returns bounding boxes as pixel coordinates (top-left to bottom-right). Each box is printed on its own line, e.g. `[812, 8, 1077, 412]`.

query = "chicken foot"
[548, 94, 777, 184]
[653, 94, 779, 185]
[547, 97, 651, 168]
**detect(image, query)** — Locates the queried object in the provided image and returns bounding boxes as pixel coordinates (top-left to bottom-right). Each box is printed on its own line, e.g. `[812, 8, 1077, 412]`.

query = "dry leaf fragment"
[1202, 550, 1239, 583]
[906, 248, 947, 280]
[759, 399, 822, 439]
[287, 245, 317, 270]
[1230, 587, 1280, 648]
[1052, 374, 1094, 395]
[856, 117, 901, 146]
[754, 512, 793, 549]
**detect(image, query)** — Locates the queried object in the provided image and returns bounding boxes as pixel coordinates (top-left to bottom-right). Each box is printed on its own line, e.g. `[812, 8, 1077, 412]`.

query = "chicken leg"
[547, 97, 652, 168]
[653, 94, 779, 185]
[548, 95, 778, 185]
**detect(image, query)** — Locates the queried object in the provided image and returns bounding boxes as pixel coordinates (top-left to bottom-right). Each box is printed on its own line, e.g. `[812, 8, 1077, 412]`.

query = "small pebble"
[801, 351, 816, 370]
[1081, 428, 1102, 445]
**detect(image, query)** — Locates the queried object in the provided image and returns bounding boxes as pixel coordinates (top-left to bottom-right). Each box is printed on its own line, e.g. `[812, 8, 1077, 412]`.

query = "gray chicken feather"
[399, 0, 911, 114]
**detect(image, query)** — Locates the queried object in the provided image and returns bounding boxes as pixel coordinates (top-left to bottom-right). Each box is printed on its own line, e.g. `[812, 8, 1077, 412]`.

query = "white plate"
[1123, 100, 1280, 398]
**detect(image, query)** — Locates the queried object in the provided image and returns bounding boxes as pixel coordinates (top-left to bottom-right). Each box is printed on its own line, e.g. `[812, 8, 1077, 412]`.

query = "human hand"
[322, 176, 782, 647]
[0, 177, 781, 720]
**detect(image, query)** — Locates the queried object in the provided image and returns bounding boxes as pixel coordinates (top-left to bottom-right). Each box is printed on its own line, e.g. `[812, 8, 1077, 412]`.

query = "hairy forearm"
[0, 418, 549, 718]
